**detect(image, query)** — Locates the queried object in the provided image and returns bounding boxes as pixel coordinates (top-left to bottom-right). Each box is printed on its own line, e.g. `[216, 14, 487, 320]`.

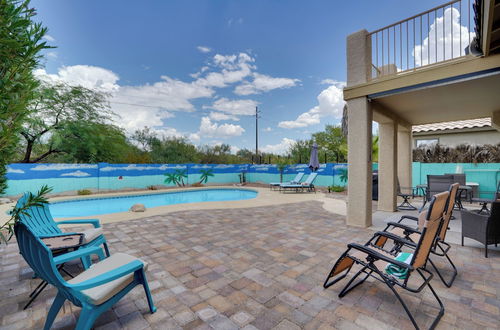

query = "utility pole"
[255, 106, 260, 164]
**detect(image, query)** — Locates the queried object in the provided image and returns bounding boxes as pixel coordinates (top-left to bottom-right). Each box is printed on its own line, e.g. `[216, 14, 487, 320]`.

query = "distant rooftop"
[412, 118, 492, 133]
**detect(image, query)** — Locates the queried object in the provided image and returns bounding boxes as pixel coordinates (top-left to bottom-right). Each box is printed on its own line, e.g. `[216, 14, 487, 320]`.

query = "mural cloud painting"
[60, 170, 92, 177]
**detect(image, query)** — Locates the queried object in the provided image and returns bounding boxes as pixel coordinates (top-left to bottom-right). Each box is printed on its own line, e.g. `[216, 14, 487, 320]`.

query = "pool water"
[49, 189, 258, 217]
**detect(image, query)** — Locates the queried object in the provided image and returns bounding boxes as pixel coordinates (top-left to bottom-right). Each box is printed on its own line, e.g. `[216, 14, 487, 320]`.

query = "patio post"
[397, 124, 413, 197]
[378, 121, 398, 211]
[345, 29, 373, 227]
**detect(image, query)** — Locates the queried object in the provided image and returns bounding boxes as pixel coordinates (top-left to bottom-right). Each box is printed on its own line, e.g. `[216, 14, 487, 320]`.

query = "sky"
[32, 0, 452, 154]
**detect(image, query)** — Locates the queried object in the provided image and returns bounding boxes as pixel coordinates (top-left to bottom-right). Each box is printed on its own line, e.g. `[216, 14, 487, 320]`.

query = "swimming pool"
[49, 188, 258, 217]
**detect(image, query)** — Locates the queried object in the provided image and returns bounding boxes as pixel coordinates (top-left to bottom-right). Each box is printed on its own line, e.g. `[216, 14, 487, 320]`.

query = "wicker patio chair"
[323, 191, 449, 329]
[461, 201, 500, 257]
[470, 180, 500, 215]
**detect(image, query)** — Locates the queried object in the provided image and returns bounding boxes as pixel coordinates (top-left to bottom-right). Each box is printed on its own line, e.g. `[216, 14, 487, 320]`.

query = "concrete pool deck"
[0, 186, 347, 225]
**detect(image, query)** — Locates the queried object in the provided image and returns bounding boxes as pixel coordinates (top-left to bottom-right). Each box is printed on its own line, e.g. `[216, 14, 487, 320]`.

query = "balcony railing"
[368, 0, 477, 79]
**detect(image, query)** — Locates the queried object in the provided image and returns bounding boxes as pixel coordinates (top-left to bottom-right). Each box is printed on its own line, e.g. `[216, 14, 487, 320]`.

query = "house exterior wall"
[412, 129, 500, 147]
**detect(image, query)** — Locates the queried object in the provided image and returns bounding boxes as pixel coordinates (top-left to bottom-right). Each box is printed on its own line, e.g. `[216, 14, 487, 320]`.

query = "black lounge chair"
[323, 191, 449, 330]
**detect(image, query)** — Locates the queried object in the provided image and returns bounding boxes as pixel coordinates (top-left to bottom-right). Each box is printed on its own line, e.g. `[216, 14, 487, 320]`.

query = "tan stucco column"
[378, 121, 398, 211]
[347, 98, 373, 226]
[345, 29, 373, 227]
[397, 125, 413, 192]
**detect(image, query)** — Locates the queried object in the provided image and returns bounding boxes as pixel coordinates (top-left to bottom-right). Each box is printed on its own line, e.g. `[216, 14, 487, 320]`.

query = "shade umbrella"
[308, 143, 320, 172]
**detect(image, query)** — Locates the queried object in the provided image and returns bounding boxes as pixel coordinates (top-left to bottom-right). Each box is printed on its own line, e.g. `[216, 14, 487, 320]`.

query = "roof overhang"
[344, 54, 500, 126]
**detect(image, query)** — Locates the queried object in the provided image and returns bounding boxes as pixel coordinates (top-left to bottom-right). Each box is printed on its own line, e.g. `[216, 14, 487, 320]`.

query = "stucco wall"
[413, 129, 500, 147]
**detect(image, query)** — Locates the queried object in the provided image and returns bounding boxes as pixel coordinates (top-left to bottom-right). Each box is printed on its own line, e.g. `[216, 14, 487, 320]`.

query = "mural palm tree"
[199, 169, 214, 184]
[175, 169, 188, 187]
[164, 172, 179, 186]
[338, 167, 348, 183]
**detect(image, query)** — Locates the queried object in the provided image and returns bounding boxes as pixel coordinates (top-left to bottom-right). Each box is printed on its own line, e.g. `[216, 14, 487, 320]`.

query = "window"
[416, 139, 438, 147]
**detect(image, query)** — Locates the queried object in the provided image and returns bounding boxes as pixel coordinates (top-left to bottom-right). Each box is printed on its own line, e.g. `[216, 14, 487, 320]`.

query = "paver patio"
[0, 201, 498, 329]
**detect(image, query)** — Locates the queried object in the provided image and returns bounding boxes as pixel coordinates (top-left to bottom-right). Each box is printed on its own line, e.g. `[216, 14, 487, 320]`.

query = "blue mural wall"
[4, 163, 345, 196]
[5, 162, 499, 197]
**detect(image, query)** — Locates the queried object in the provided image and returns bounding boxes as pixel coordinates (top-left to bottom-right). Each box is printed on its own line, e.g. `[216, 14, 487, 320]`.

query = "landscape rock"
[130, 203, 146, 212]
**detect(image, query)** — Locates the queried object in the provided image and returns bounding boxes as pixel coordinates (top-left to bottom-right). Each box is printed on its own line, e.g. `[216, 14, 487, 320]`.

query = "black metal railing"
[368, 0, 476, 79]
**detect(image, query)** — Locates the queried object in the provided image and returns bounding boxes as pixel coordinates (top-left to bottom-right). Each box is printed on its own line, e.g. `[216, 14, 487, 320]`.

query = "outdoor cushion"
[68, 253, 147, 305]
[82, 227, 104, 244]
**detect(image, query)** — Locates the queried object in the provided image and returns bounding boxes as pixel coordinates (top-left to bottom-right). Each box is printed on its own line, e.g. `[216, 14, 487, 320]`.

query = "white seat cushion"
[82, 227, 103, 243]
[67, 253, 147, 305]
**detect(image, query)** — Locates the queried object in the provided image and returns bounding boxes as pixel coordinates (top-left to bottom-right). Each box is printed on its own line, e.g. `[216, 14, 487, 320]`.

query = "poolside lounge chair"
[421, 175, 454, 210]
[14, 222, 156, 330]
[280, 172, 318, 193]
[377, 183, 459, 287]
[323, 191, 449, 330]
[269, 172, 304, 190]
[15, 193, 110, 269]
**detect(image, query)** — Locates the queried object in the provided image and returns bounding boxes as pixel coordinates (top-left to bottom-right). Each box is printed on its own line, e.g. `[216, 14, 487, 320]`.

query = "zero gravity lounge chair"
[377, 183, 459, 288]
[323, 191, 449, 330]
[269, 172, 304, 190]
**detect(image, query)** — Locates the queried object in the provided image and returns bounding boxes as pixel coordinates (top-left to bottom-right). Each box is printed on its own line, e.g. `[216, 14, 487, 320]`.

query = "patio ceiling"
[369, 68, 500, 125]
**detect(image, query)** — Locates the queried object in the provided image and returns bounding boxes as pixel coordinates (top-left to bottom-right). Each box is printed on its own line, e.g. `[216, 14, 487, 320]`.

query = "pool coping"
[0, 186, 347, 225]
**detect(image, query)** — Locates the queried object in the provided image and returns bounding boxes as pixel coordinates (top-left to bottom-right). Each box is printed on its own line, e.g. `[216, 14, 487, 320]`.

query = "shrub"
[77, 189, 92, 195]
[329, 185, 345, 193]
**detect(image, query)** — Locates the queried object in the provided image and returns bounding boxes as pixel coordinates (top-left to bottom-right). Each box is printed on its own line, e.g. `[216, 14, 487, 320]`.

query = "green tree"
[49, 122, 136, 163]
[288, 139, 313, 164]
[312, 125, 347, 163]
[199, 169, 214, 184]
[18, 83, 112, 163]
[175, 169, 187, 186]
[150, 136, 199, 163]
[0, 0, 50, 194]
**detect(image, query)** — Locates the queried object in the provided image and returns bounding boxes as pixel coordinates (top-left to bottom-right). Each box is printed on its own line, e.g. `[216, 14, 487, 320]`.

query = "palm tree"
[199, 169, 214, 184]
[338, 167, 348, 183]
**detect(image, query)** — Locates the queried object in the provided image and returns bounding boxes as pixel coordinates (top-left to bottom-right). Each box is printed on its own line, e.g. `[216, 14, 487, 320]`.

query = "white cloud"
[279, 83, 345, 129]
[209, 111, 240, 121]
[204, 98, 258, 116]
[235, 73, 299, 95]
[198, 116, 245, 139]
[260, 137, 295, 155]
[197, 46, 212, 53]
[34, 65, 120, 92]
[414, 7, 473, 66]
[31, 164, 98, 171]
[43, 34, 55, 42]
[196, 53, 255, 88]
[6, 168, 24, 174]
[46, 51, 58, 59]
[60, 170, 91, 177]
[264, 127, 272, 132]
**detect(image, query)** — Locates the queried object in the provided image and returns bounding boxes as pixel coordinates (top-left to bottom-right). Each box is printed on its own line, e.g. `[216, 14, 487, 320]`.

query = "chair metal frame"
[323, 192, 449, 330]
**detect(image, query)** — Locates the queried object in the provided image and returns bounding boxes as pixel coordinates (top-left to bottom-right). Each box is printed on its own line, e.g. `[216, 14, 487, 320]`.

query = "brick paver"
[0, 201, 499, 329]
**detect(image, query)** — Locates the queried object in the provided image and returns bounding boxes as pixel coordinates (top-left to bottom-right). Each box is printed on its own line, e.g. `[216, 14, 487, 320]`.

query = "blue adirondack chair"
[15, 222, 156, 330]
[15, 193, 110, 268]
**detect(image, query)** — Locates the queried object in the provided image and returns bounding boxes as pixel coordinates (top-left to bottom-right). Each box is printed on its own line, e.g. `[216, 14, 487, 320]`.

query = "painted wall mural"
[4, 162, 499, 197]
